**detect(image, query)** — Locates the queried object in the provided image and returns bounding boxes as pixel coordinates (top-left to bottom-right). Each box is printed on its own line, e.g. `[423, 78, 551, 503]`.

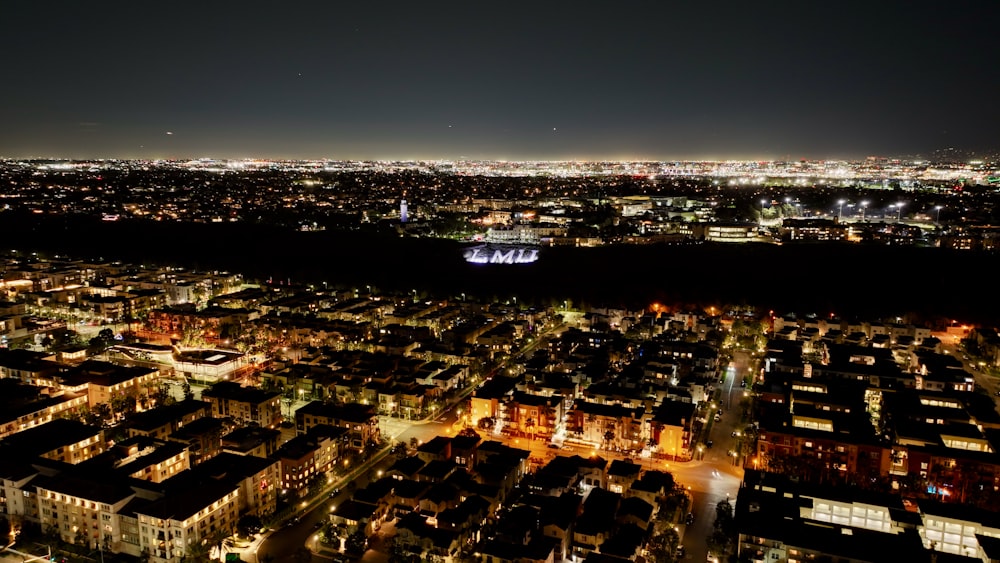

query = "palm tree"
[604, 430, 615, 450]
[182, 539, 211, 562]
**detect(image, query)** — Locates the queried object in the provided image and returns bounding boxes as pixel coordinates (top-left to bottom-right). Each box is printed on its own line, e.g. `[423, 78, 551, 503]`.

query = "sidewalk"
[228, 530, 271, 562]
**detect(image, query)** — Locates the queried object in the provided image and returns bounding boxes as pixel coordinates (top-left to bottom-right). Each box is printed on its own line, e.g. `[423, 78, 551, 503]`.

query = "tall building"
[400, 198, 408, 223]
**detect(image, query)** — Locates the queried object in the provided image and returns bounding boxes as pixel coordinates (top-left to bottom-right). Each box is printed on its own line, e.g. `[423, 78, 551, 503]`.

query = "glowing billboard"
[463, 244, 539, 265]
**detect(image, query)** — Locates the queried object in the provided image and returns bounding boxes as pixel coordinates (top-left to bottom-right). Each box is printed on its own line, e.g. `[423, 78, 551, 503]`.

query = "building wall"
[0, 394, 89, 439]
[137, 488, 239, 563]
[42, 432, 105, 464]
[36, 487, 133, 551]
[238, 461, 280, 516]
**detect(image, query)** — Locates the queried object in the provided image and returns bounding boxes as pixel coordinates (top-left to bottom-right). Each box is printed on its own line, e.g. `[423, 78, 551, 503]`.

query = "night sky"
[2, 1, 997, 161]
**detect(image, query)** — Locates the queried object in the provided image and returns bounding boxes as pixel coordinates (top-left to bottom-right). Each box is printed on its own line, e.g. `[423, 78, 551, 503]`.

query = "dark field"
[2, 212, 995, 325]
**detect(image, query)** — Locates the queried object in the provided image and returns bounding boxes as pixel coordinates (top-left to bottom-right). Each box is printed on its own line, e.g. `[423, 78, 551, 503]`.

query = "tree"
[706, 529, 732, 559]
[182, 381, 194, 401]
[110, 391, 137, 421]
[646, 527, 679, 562]
[316, 520, 337, 546]
[237, 515, 263, 538]
[604, 429, 615, 449]
[714, 499, 734, 535]
[661, 472, 676, 492]
[706, 499, 735, 558]
[154, 383, 175, 407]
[51, 329, 82, 349]
[88, 327, 116, 352]
[307, 474, 327, 498]
[91, 403, 112, 426]
[203, 527, 232, 563]
[344, 529, 367, 555]
[388, 537, 421, 563]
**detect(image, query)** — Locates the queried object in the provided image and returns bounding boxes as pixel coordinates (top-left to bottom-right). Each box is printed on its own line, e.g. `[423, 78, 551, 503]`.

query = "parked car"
[685, 512, 695, 525]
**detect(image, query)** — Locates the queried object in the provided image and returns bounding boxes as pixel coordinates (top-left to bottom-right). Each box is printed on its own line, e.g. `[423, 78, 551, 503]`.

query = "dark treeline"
[2, 212, 996, 326]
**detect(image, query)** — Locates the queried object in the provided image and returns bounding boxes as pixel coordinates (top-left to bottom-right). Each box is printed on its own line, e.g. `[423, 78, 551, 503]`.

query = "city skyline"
[3, 1, 999, 161]
[4, 3, 1000, 561]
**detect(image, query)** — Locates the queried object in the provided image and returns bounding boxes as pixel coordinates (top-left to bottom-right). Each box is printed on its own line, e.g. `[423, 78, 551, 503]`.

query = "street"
[252, 319, 750, 563]
[936, 331, 999, 403]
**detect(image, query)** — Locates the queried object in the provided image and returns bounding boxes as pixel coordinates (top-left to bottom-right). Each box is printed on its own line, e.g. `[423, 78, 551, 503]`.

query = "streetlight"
[892, 202, 905, 222]
[837, 199, 846, 222]
[860, 200, 869, 222]
[759, 199, 767, 226]
[934, 205, 943, 225]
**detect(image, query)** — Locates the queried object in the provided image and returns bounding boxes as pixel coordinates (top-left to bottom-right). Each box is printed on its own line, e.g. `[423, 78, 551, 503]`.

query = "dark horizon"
[2, 212, 995, 326]
[3, 1, 999, 162]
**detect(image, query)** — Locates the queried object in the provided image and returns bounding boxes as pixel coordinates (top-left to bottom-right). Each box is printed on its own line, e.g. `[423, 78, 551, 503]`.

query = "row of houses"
[736, 468, 1000, 562]
[0, 257, 242, 306]
[260, 349, 470, 419]
[0, 349, 271, 438]
[771, 314, 934, 343]
[326, 431, 678, 563]
[0, 418, 271, 561]
[0, 391, 383, 563]
[755, 339, 1000, 511]
[469, 324, 721, 460]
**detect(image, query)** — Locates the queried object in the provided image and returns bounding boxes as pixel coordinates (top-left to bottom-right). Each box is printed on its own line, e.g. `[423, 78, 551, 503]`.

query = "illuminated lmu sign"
[464, 244, 539, 265]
